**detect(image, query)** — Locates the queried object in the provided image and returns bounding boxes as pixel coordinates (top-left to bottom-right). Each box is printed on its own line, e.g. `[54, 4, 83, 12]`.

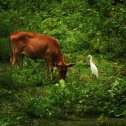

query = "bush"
[108, 78, 126, 117]
[1, 0, 126, 122]
[25, 79, 108, 119]
[26, 76, 126, 119]
[0, 38, 10, 62]
[10, 59, 50, 87]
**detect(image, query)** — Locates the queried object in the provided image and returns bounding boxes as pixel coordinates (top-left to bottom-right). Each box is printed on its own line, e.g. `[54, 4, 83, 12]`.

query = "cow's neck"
[56, 54, 66, 66]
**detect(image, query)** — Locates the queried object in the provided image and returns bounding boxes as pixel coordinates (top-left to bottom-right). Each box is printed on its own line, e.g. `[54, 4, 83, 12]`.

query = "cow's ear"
[66, 63, 75, 67]
[56, 63, 75, 67]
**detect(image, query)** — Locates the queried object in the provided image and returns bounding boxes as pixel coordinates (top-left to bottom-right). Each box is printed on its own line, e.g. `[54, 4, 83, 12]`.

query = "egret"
[88, 55, 98, 78]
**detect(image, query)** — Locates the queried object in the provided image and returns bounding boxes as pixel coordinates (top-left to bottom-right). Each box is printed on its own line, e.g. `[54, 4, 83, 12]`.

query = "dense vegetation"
[0, 0, 126, 125]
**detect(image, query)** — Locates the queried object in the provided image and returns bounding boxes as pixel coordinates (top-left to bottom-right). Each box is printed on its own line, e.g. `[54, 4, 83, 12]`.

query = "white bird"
[88, 55, 98, 78]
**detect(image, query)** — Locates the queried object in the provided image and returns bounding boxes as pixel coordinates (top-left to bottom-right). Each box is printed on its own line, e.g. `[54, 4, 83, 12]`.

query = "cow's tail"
[9, 35, 13, 64]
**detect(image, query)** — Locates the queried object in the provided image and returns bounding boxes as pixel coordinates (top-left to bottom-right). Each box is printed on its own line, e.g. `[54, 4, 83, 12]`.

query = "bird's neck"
[90, 57, 93, 64]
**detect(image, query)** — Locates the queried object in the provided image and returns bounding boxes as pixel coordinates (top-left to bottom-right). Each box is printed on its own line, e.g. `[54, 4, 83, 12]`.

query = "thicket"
[0, 0, 126, 60]
[0, 0, 126, 122]
[26, 78, 126, 119]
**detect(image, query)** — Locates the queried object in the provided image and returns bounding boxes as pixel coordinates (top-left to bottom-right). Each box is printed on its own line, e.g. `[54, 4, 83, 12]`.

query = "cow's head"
[57, 63, 75, 80]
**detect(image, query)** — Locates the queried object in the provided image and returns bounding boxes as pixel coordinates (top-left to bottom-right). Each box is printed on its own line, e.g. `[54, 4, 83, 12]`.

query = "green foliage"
[0, 38, 10, 62]
[0, 0, 126, 57]
[0, 60, 50, 87]
[26, 76, 126, 119]
[108, 78, 126, 117]
[0, 12, 17, 37]
[0, 0, 126, 124]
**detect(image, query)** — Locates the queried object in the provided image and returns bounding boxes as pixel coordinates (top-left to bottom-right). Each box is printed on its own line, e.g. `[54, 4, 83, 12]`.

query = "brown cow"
[9, 31, 74, 80]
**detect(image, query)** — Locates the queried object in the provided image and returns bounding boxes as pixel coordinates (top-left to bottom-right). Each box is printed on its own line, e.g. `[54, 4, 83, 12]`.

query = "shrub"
[0, 38, 10, 62]
[25, 79, 109, 119]
[25, 75, 126, 119]
[108, 78, 126, 117]
[11, 59, 50, 87]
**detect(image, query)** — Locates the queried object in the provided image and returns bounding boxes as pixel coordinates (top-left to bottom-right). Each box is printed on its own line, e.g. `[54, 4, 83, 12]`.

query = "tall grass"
[0, 38, 10, 63]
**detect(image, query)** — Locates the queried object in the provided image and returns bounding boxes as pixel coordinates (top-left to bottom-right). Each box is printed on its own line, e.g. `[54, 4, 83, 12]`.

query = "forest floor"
[0, 54, 126, 126]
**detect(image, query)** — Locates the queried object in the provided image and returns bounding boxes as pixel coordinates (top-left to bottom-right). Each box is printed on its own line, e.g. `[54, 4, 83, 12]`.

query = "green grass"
[0, 38, 11, 63]
[0, 53, 126, 125]
[0, 0, 126, 125]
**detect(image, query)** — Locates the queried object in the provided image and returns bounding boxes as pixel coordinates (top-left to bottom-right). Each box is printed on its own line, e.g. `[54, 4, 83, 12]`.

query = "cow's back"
[10, 31, 61, 59]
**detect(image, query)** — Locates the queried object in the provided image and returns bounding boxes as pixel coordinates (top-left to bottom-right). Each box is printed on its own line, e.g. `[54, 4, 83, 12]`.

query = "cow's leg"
[49, 65, 53, 80]
[45, 60, 48, 78]
[18, 54, 24, 68]
[47, 61, 53, 80]
[10, 53, 13, 64]
[11, 53, 18, 66]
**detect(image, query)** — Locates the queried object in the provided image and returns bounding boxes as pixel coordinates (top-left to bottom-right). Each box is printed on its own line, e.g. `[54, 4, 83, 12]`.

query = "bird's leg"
[91, 74, 96, 79]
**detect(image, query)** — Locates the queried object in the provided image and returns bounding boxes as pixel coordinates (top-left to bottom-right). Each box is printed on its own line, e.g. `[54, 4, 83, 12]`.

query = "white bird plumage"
[88, 55, 98, 78]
